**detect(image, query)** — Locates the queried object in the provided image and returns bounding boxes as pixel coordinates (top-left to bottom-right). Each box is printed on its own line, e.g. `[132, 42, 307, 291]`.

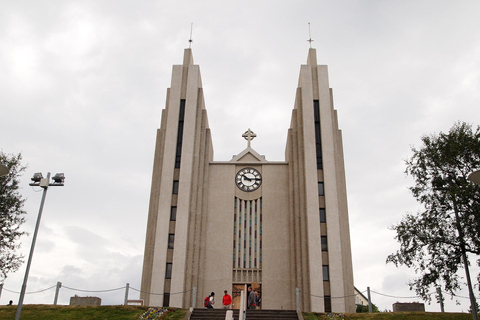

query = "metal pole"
[436, 287, 444, 312]
[452, 202, 479, 320]
[192, 286, 197, 308]
[367, 286, 372, 313]
[295, 288, 300, 311]
[0, 283, 3, 299]
[124, 283, 130, 305]
[54, 281, 62, 305]
[15, 173, 50, 320]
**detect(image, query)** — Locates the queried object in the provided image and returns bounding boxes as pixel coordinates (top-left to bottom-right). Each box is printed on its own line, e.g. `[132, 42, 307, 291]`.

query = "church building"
[140, 47, 355, 313]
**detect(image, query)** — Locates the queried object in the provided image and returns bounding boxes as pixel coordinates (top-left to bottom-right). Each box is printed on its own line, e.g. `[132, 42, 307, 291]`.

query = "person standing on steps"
[222, 290, 232, 309]
[205, 292, 215, 308]
[247, 286, 256, 310]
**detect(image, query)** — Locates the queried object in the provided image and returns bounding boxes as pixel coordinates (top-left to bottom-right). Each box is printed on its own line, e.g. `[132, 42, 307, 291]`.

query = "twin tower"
[140, 48, 355, 313]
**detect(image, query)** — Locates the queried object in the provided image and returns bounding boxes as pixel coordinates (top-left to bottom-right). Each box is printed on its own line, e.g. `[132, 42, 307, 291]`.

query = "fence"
[0, 282, 476, 312]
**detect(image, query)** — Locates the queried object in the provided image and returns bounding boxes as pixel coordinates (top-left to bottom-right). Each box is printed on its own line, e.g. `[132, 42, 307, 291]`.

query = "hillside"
[0, 305, 474, 320]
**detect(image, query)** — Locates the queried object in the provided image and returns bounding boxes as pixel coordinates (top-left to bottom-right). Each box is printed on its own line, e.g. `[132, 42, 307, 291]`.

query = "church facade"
[140, 48, 355, 313]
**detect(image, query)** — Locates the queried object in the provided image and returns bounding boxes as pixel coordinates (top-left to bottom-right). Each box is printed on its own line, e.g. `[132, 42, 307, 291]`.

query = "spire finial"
[307, 22, 314, 48]
[242, 128, 257, 148]
[188, 23, 193, 48]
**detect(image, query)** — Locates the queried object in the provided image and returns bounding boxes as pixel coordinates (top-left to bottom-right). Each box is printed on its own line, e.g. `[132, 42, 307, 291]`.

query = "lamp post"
[15, 172, 65, 320]
[466, 169, 480, 319]
[468, 170, 480, 185]
[0, 164, 9, 177]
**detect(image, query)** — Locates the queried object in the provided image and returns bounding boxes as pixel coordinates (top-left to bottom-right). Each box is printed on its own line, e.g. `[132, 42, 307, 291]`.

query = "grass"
[0, 305, 473, 320]
[303, 311, 476, 320]
[0, 305, 187, 320]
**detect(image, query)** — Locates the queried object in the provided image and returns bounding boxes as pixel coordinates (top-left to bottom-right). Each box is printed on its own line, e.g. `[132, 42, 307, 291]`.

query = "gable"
[230, 147, 268, 163]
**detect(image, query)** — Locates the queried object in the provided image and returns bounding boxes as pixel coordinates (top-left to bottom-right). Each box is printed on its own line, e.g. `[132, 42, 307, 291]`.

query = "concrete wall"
[392, 302, 425, 312]
[69, 296, 101, 306]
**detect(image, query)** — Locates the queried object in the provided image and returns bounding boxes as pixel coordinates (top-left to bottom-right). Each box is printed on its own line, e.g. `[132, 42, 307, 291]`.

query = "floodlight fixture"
[52, 173, 65, 185]
[31, 172, 43, 183]
[0, 164, 9, 177]
[468, 170, 480, 185]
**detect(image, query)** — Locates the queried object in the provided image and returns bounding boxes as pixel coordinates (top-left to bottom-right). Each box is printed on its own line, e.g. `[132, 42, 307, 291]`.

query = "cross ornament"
[242, 128, 257, 148]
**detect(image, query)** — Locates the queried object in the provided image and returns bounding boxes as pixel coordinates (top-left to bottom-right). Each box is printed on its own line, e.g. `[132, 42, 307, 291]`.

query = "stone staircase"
[190, 308, 239, 320]
[246, 309, 299, 320]
[189, 308, 298, 320]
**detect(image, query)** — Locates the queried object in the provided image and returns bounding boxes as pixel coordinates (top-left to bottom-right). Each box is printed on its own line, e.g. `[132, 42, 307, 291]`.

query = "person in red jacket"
[222, 290, 232, 309]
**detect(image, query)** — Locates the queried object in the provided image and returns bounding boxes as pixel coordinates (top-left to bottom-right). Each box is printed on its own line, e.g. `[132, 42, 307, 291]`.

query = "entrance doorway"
[232, 283, 262, 310]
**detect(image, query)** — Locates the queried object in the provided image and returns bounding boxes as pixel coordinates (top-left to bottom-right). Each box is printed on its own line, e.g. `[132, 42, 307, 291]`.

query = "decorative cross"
[188, 23, 193, 48]
[242, 128, 257, 148]
[307, 22, 314, 48]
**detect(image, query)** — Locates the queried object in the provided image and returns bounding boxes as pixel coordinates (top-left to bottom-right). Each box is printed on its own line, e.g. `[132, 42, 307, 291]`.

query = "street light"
[464, 169, 480, 320]
[0, 164, 9, 177]
[15, 172, 65, 320]
[468, 170, 480, 185]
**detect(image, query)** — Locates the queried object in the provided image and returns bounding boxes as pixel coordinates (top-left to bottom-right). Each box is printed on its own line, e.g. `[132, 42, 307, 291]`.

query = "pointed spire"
[307, 48, 317, 66]
[183, 47, 194, 66]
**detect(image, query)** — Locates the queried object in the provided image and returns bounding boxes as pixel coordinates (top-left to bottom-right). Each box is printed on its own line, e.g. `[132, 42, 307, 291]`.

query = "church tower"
[141, 47, 354, 313]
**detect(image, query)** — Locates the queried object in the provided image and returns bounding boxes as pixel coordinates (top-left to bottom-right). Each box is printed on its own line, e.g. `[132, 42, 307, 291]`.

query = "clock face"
[235, 167, 262, 192]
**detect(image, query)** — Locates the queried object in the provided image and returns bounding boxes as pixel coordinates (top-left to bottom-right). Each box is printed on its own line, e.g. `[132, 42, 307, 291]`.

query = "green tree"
[356, 303, 379, 313]
[0, 151, 27, 281]
[387, 122, 480, 309]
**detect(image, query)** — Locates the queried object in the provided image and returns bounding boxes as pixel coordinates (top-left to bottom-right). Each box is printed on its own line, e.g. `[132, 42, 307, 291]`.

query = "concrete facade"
[140, 48, 355, 313]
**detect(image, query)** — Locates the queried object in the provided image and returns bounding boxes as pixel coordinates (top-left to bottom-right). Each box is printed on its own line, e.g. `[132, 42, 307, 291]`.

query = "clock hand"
[243, 176, 261, 182]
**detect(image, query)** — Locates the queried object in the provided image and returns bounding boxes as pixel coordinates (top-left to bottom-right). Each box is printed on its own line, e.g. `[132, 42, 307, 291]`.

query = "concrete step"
[190, 308, 299, 320]
[246, 309, 298, 320]
[190, 308, 239, 320]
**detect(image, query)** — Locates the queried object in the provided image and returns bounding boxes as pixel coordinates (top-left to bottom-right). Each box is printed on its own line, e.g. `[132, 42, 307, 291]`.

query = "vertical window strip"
[314, 100, 323, 169]
[165, 263, 173, 279]
[254, 200, 260, 269]
[237, 197, 242, 268]
[232, 197, 263, 270]
[259, 197, 262, 268]
[251, 199, 253, 268]
[320, 208, 326, 223]
[243, 200, 247, 268]
[174, 100, 186, 168]
[321, 236, 328, 251]
[323, 265, 330, 281]
[233, 198, 237, 268]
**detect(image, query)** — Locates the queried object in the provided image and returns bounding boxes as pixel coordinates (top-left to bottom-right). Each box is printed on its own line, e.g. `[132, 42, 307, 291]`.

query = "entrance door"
[231, 284, 245, 310]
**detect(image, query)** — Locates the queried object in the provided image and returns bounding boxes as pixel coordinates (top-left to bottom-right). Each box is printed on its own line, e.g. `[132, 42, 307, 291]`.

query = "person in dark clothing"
[247, 287, 256, 309]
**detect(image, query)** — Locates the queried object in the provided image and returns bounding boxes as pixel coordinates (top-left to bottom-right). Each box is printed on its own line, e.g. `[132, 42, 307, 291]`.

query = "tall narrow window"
[319, 208, 326, 223]
[174, 100, 186, 168]
[170, 207, 177, 221]
[163, 293, 170, 307]
[322, 265, 330, 281]
[168, 234, 175, 249]
[321, 236, 328, 251]
[165, 263, 173, 279]
[318, 182, 325, 196]
[172, 180, 179, 194]
[324, 296, 332, 313]
[314, 100, 323, 169]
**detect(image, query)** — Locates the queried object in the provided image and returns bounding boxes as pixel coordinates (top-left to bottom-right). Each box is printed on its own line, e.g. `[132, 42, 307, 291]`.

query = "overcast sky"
[1, 0, 479, 313]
